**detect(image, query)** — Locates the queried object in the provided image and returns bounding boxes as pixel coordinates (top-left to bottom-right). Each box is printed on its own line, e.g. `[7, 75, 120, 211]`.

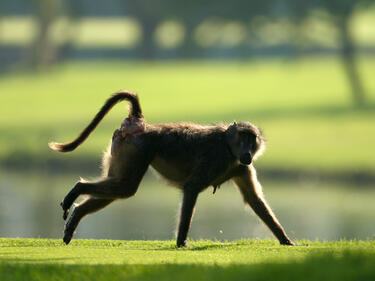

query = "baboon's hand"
[281, 240, 295, 246]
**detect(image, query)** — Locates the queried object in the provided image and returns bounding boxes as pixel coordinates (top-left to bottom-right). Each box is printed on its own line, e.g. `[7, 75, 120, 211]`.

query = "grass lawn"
[0, 238, 374, 281]
[0, 58, 374, 173]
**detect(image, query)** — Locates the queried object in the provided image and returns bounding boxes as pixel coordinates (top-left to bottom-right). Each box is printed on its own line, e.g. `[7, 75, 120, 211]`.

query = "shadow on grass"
[0, 257, 79, 263]
[0, 250, 374, 281]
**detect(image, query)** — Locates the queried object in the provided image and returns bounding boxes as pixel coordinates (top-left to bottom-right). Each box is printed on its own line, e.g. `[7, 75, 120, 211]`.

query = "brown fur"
[120, 115, 146, 137]
[49, 90, 294, 247]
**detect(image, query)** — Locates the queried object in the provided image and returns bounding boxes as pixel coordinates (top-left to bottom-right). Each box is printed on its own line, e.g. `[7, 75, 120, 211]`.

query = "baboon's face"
[226, 122, 263, 165]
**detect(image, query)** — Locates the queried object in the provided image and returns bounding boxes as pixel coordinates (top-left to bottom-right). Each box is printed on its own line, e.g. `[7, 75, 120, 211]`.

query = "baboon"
[120, 115, 146, 137]
[49, 90, 295, 247]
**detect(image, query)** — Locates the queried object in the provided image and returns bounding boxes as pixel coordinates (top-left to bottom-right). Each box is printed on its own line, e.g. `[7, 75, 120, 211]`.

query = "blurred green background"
[0, 0, 374, 242]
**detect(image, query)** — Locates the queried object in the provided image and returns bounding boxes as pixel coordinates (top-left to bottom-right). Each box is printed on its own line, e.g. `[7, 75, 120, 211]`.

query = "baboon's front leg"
[175, 161, 228, 247]
[176, 189, 199, 247]
[63, 197, 114, 244]
[233, 165, 294, 245]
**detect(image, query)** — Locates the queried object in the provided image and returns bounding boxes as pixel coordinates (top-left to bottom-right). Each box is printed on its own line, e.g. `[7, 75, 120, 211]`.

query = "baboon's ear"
[226, 122, 239, 139]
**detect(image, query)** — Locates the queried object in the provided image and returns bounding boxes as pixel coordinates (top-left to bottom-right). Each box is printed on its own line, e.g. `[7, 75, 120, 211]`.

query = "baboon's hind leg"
[63, 197, 114, 244]
[61, 177, 140, 216]
[61, 154, 150, 217]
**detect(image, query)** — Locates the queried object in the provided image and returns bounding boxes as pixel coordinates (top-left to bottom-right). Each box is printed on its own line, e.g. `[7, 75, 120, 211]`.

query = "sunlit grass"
[0, 238, 374, 281]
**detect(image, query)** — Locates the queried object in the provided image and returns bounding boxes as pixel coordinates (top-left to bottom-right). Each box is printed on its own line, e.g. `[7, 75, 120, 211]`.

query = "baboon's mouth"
[240, 153, 252, 165]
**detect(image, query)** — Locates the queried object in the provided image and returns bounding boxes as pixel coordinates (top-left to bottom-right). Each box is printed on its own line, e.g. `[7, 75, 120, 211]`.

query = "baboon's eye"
[248, 133, 256, 141]
[239, 132, 248, 139]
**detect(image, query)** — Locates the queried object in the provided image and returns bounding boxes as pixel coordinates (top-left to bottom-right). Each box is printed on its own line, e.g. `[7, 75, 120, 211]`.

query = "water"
[0, 169, 374, 242]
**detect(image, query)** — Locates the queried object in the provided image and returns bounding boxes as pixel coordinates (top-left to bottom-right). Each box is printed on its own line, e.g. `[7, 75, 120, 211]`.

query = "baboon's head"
[225, 122, 265, 165]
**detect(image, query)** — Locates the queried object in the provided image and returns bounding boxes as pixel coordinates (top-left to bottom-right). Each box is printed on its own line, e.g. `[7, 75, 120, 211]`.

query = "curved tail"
[48, 90, 143, 152]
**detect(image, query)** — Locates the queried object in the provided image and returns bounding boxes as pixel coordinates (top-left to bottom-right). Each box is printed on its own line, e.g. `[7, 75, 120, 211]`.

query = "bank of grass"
[0, 58, 374, 172]
[0, 238, 374, 281]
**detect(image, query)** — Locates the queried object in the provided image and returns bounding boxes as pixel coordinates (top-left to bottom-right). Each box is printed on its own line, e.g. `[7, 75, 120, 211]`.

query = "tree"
[29, 0, 61, 68]
[318, 0, 373, 107]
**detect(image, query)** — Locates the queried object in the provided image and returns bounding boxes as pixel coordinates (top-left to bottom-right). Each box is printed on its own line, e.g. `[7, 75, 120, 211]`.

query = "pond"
[0, 169, 374, 242]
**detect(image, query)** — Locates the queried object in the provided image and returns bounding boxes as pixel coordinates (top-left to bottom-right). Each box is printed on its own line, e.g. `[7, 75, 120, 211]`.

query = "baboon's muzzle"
[240, 152, 252, 165]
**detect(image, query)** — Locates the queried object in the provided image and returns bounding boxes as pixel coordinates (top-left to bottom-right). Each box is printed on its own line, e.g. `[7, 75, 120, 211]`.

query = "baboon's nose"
[240, 152, 252, 165]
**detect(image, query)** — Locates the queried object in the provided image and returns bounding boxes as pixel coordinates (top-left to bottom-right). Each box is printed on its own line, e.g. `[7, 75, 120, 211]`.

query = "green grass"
[0, 58, 374, 172]
[0, 238, 374, 281]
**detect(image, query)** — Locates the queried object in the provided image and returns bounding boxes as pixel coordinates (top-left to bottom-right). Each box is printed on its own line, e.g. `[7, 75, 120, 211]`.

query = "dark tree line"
[2, 0, 374, 106]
